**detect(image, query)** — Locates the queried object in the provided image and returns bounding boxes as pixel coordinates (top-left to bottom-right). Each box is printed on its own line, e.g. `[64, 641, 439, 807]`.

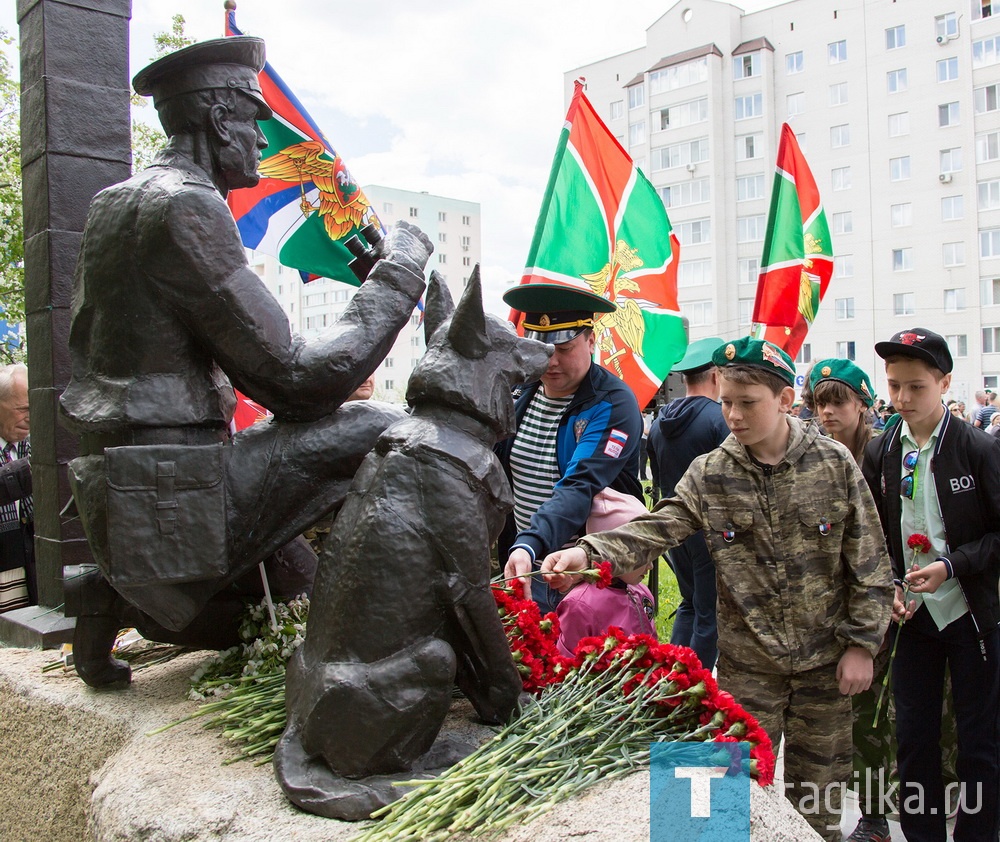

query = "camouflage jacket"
[580, 417, 893, 675]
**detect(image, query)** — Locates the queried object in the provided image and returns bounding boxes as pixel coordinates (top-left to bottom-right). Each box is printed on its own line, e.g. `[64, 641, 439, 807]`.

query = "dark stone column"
[17, 0, 132, 611]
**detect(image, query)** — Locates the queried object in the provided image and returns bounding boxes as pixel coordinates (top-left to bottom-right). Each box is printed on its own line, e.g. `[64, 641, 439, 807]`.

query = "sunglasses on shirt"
[900, 449, 919, 499]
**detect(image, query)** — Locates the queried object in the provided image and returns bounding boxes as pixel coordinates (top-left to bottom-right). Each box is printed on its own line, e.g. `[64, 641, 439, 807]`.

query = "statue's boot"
[63, 564, 131, 688]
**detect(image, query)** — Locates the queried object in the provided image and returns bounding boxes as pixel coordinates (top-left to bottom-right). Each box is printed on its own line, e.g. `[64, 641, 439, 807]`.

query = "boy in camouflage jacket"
[542, 337, 893, 841]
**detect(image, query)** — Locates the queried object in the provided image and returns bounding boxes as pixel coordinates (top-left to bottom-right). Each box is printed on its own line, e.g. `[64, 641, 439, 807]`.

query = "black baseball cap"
[874, 327, 953, 374]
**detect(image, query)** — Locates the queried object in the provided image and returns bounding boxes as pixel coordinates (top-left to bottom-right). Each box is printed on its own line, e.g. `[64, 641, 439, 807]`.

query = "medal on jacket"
[722, 523, 736, 543]
[818, 516, 831, 536]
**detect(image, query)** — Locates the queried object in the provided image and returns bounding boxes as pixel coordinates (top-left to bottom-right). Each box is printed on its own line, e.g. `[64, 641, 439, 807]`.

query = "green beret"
[673, 337, 724, 373]
[809, 358, 876, 407]
[712, 336, 796, 387]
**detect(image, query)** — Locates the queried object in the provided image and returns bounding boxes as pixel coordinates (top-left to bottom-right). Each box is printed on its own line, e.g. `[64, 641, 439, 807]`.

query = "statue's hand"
[384, 220, 434, 275]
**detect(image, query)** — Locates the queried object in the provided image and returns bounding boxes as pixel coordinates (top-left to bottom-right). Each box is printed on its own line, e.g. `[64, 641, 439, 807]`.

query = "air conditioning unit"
[685, 162, 697, 173]
[936, 35, 946, 44]
[939, 172, 953, 183]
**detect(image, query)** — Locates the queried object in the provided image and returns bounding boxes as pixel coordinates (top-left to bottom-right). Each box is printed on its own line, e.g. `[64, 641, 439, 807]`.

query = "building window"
[942, 195, 964, 221]
[977, 131, 1000, 163]
[657, 98, 708, 130]
[682, 300, 714, 326]
[981, 228, 1000, 258]
[787, 92, 804, 116]
[943, 244, 966, 268]
[835, 297, 855, 320]
[384, 380, 395, 391]
[973, 1, 998, 20]
[383, 201, 393, 214]
[944, 287, 967, 310]
[936, 12, 959, 39]
[828, 39, 847, 64]
[937, 57, 959, 82]
[892, 249, 913, 272]
[735, 93, 763, 120]
[652, 138, 709, 171]
[438, 232, 447, 243]
[890, 156, 911, 181]
[610, 100, 624, 120]
[980, 180, 1000, 210]
[832, 166, 851, 191]
[939, 102, 960, 127]
[649, 58, 708, 94]
[982, 277, 1000, 305]
[940, 147, 963, 174]
[974, 35, 1000, 67]
[738, 257, 760, 284]
[885, 24, 906, 50]
[836, 341, 857, 361]
[786, 51, 804, 74]
[796, 344, 813, 364]
[384, 357, 394, 369]
[975, 84, 1000, 115]
[461, 235, 470, 248]
[830, 124, 850, 148]
[738, 298, 753, 327]
[736, 133, 762, 161]
[893, 292, 916, 314]
[983, 326, 1000, 353]
[736, 174, 765, 201]
[628, 83, 645, 110]
[462, 215, 471, 225]
[409, 207, 418, 218]
[733, 52, 761, 78]
[438, 211, 447, 222]
[658, 178, 711, 208]
[835, 254, 854, 278]
[887, 68, 908, 94]
[438, 253, 447, 264]
[832, 211, 853, 235]
[462, 256, 471, 267]
[888, 112, 910, 137]
[678, 259, 712, 287]
[675, 219, 712, 245]
[947, 334, 968, 357]
[829, 82, 848, 106]
[736, 215, 766, 243]
[628, 121, 646, 147]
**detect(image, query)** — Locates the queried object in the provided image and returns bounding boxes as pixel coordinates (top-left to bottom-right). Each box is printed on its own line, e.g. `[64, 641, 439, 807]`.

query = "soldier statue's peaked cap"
[711, 336, 796, 387]
[503, 283, 615, 345]
[874, 327, 953, 374]
[673, 337, 725, 374]
[809, 358, 876, 407]
[132, 36, 272, 119]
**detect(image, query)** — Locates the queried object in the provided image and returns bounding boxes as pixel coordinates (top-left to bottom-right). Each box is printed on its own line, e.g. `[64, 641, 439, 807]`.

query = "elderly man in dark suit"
[0, 362, 34, 612]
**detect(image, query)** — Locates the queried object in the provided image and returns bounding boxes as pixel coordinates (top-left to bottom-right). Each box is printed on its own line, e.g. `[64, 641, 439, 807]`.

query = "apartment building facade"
[569, 0, 1000, 400]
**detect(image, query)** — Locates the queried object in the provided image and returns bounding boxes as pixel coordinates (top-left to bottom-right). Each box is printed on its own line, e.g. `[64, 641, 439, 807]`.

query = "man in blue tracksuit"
[497, 284, 643, 613]
[647, 337, 728, 669]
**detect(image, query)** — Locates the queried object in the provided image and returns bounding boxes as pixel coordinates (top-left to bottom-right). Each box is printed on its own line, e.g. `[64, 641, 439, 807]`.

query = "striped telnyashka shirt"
[510, 391, 573, 535]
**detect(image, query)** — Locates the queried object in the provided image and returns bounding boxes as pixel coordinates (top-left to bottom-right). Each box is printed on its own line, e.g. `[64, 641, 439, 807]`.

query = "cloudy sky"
[2, 0, 772, 315]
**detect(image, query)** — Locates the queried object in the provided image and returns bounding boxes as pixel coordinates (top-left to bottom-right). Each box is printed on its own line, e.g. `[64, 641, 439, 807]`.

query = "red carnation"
[906, 533, 931, 554]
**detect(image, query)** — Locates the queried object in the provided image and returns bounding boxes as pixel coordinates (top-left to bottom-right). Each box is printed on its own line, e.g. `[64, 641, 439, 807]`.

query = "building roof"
[648, 43, 723, 73]
[623, 72, 645, 87]
[732, 36, 775, 55]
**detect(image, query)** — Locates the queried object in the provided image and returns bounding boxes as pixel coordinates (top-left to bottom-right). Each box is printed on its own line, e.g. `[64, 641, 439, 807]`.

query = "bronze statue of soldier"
[59, 36, 431, 687]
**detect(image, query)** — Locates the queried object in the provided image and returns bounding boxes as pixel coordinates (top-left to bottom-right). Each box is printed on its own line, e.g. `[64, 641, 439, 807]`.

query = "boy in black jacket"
[862, 328, 1000, 842]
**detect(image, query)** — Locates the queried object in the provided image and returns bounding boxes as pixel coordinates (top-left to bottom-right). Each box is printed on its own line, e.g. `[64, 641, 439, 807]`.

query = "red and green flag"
[512, 80, 687, 408]
[752, 123, 834, 358]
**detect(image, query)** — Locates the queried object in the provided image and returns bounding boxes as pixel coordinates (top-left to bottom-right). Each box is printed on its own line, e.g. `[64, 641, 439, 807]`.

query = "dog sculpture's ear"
[447, 265, 489, 360]
[423, 271, 454, 344]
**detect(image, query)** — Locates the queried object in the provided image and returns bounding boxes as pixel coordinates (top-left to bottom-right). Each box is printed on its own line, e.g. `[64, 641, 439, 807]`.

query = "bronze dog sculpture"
[274, 269, 552, 820]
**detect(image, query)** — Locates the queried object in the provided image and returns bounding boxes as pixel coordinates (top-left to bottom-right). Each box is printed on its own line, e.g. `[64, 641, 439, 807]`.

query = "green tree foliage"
[0, 29, 24, 362]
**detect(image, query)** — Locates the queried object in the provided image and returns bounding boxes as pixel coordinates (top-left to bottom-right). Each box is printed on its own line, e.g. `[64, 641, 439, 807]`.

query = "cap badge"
[539, 314, 550, 327]
[821, 366, 832, 377]
[899, 331, 925, 346]
[724, 343, 736, 361]
[860, 381, 872, 399]
[761, 344, 795, 375]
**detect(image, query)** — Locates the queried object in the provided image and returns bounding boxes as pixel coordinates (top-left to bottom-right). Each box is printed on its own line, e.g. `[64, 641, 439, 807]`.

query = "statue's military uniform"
[579, 416, 893, 841]
[59, 38, 428, 640]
